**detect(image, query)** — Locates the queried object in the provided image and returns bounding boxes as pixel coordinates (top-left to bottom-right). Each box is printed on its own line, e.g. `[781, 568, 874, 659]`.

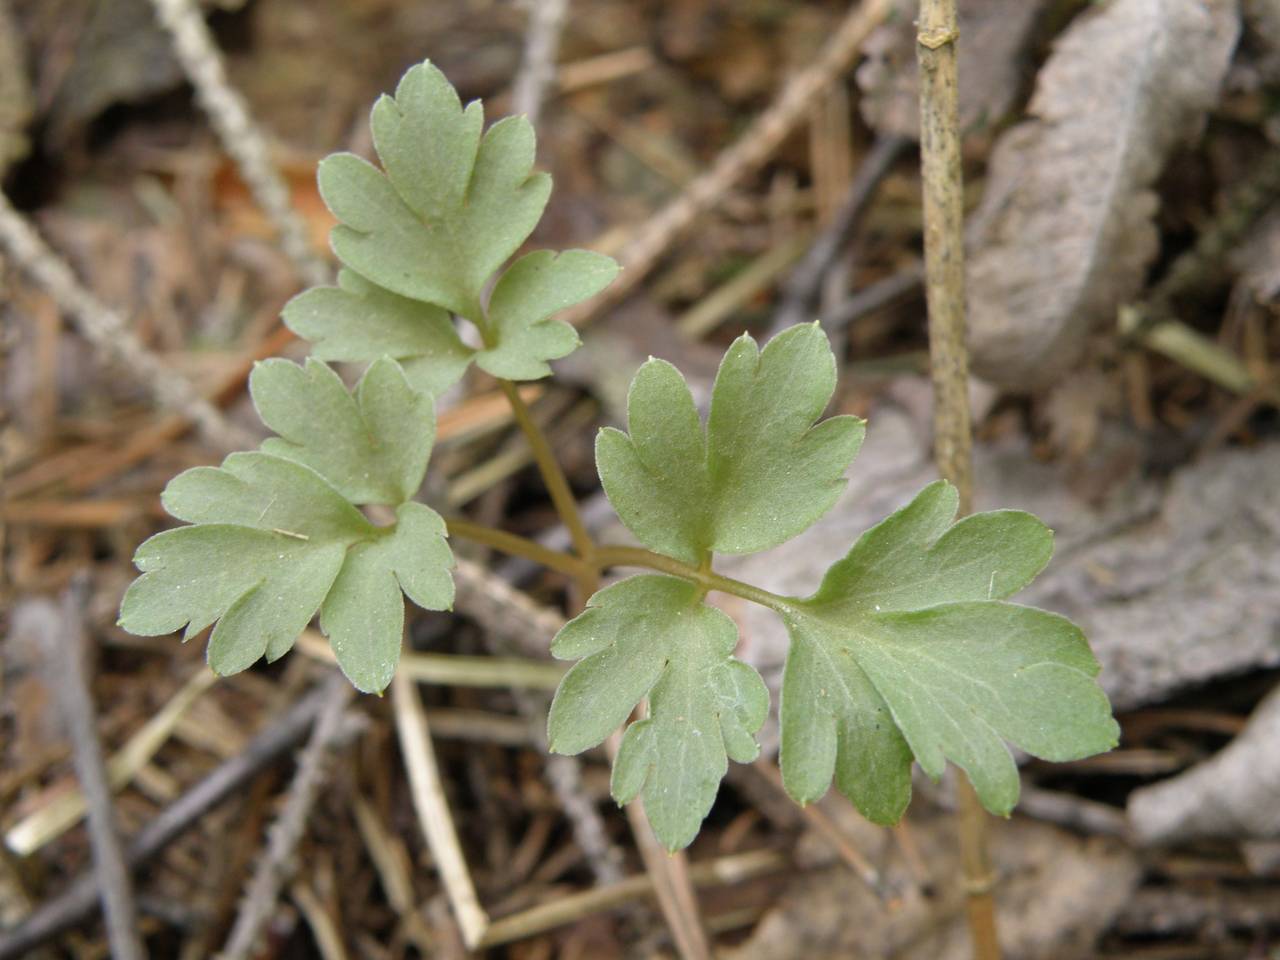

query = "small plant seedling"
[119, 61, 1119, 852]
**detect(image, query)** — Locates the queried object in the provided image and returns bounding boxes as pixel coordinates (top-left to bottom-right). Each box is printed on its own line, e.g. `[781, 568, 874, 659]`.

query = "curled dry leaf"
[855, 0, 1048, 139]
[966, 0, 1240, 388]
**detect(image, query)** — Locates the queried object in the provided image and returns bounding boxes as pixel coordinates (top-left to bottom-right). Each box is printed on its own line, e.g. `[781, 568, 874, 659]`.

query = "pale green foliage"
[119, 364, 455, 693]
[554, 331, 1117, 848]
[120, 60, 617, 692]
[547, 576, 769, 850]
[779, 481, 1120, 819]
[319, 62, 548, 318]
[479, 250, 617, 379]
[118, 60, 1117, 855]
[282, 270, 473, 396]
[308, 59, 618, 385]
[597, 323, 865, 565]
[252, 356, 435, 505]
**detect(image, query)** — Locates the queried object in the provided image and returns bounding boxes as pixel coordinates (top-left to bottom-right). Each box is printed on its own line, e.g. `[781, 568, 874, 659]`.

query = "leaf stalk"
[443, 521, 792, 614]
[496, 378, 599, 603]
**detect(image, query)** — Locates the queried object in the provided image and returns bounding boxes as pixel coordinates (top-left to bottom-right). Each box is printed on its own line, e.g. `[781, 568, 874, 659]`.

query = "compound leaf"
[251, 357, 435, 505]
[598, 323, 864, 565]
[309, 60, 617, 381]
[119, 447, 454, 690]
[547, 575, 768, 851]
[282, 269, 473, 396]
[778, 480, 1119, 819]
[318, 59, 550, 321]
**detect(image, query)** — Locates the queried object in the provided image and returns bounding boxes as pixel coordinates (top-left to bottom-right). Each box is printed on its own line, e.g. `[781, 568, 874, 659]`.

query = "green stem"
[443, 521, 793, 614]
[497, 379, 595, 564]
[444, 518, 593, 581]
[594, 546, 792, 614]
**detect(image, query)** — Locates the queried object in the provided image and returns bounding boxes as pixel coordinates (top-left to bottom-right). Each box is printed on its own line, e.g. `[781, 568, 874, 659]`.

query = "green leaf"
[320, 502, 454, 693]
[597, 323, 865, 565]
[547, 576, 769, 851]
[307, 60, 618, 382]
[476, 250, 617, 380]
[282, 269, 473, 396]
[318, 59, 550, 321]
[118, 448, 454, 692]
[251, 356, 435, 505]
[778, 481, 1119, 819]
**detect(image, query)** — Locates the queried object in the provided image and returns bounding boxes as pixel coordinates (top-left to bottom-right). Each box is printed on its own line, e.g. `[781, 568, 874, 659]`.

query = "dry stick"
[916, 4, 999, 960]
[219, 673, 358, 960]
[512, 0, 568, 128]
[25, 582, 148, 960]
[768, 134, 910, 336]
[148, 0, 328, 289]
[479, 847, 787, 948]
[0, 191, 248, 452]
[5, 667, 218, 857]
[825, 262, 924, 332]
[391, 669, 490, 949]
[0, 676, 330, 960]
[562, 0, 894, 327]
[618, 757, 714, 960]
[751, 759, 890, 898]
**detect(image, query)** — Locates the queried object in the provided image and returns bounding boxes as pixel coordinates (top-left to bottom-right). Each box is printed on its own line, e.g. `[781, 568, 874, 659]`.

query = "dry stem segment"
[392, 668, 491, 949]
[917, 2, 999, 958]
[28, 582, 148, 960]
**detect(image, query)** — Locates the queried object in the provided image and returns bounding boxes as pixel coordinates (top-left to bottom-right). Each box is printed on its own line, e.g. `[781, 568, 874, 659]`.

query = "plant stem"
[496, 378, 598, 601]
[443, 520, 793, 614]
[594, 546, 792, 613]
[445, 518, 593, 581]
[917, 2, 999, 958]
[497, 380, 594, 556]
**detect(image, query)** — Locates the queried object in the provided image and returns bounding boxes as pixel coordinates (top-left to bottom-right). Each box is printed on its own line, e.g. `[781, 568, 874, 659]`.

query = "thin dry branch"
[916, 2, 998, 957]
[768, 134, 910, 335]
[0, 190, 248, 451]
[0, 667, 332, 960]
[5, 667, 218, 857]
[479, 847, 787, 948]
[513, 0, 568, 126]
[391, 668, 490, 949]
[563, 0, 894, 326]
[219, 673, 359, 960]
[454, 566, 628, 886]
[148, 0, 329, 288]
[20, 581, 147, 960]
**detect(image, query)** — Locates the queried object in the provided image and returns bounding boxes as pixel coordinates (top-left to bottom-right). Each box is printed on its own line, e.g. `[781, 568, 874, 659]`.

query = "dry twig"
[391, 669, 490, 949]
[916, 1, 999, 957]
[768, 135, 910, 335]
[512, 0, 568, 127]
[219, 673, 359, 960]
[19, 580, 147, 960]
[563, 0, 894, 326]
[148, 0, 329, 288]
[0, 191, 248, 451]
[0, 655, 333, 960]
